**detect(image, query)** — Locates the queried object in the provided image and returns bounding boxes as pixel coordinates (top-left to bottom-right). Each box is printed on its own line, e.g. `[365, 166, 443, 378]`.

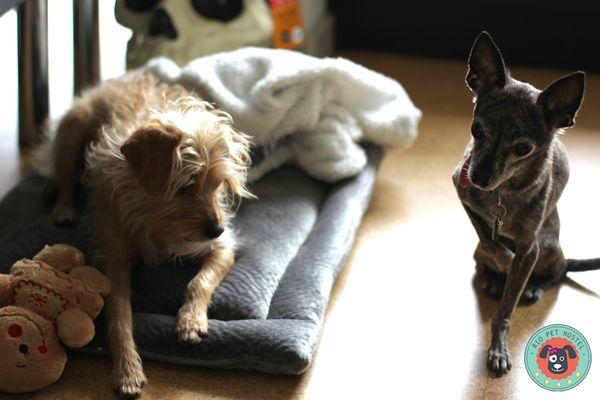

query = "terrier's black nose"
[149, 9, 178, 39]
[18, 344, 29, 355]
[205, 221, 225, 239]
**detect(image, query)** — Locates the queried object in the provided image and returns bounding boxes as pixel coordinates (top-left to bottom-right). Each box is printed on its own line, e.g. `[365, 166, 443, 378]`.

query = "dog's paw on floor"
[112, 367, 146, 399]
[521, 286, 544, 304]
[481, 271, 544, 304]
[481, 272, 505, 300]
[487, 347, 512, 377]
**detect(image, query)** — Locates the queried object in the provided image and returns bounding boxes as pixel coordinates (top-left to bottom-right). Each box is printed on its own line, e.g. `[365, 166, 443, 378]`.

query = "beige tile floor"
[1, 53, 600, 400]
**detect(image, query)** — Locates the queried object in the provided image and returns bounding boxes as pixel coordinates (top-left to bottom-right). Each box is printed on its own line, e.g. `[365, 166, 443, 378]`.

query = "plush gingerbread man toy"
[0, 244, 110, 393]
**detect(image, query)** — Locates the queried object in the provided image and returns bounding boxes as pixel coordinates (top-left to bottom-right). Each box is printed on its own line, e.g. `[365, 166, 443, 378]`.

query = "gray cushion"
[0, 145, 382, 374]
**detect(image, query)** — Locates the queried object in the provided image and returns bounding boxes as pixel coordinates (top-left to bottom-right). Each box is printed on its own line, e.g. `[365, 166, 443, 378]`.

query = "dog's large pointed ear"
[537, 72, 585, 129]
[466, 31, 507, 95]
[121, 126, 183, 195]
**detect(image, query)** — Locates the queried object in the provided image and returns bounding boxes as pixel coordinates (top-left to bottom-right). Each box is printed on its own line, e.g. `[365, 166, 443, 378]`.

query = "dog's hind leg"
[520, 285, 544, 304]
[475, 242, 508, 299]
[480, 266, 545, 304]
[480, 268, 506, 299]
[522, 211, 567, 303]
[52, 104, 102, 224]
[521, 262, 564, 304]
[476, 246, 545, 305]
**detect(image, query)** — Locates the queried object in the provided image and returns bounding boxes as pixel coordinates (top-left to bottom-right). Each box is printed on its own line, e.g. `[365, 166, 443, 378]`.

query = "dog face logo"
[536, 338, 580, 380]
[525, 324, 591, 392]
[540, 345, 577, 375]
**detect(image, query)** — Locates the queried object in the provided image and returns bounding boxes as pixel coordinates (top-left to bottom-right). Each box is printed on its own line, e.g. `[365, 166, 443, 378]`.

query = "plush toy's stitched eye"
[514, 143, 532, 157]
[18, 344, 29, 355]
[471, 122, 484, 140]
[8, 324, 23, 338]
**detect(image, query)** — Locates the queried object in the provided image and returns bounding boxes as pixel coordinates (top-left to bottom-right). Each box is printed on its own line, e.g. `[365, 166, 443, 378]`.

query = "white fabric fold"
[142, 47, 422, 182]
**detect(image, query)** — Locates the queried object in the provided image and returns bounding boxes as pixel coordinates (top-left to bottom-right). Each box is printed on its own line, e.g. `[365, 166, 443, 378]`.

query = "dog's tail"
[567, 258, 600, 272]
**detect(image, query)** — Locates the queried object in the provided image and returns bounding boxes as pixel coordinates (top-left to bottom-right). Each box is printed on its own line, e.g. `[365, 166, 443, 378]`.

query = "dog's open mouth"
[459, 153, 472, 189]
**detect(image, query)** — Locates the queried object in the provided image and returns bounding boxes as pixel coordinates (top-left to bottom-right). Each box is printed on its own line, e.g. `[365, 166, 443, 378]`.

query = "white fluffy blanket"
[142, 47, 421, 182]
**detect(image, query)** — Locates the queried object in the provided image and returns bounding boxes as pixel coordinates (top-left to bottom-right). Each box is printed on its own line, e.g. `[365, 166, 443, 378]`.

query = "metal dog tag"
[490, 196, 507, 241]
[492, 217, 502, 241]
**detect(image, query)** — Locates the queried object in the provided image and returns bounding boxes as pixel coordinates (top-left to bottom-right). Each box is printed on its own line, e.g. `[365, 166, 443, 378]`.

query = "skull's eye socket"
[8, 324, 23, 338]
[125, 0, 160, 12]
[513, 143, 532, 157]
[471, 122, 484, 140]
[191, 0, 244, 22]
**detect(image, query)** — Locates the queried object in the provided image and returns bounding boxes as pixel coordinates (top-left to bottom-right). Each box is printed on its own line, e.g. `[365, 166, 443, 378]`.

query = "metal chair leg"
[17, 0, 49, 148]
[73, 0, 100, 94]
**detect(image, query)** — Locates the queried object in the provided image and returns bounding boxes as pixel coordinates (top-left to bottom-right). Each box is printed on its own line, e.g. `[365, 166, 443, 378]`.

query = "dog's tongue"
[459, 153, 472, 189]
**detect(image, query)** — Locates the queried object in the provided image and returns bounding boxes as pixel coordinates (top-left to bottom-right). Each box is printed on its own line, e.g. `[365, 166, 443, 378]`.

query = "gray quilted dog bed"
[0, 145, 382, 374]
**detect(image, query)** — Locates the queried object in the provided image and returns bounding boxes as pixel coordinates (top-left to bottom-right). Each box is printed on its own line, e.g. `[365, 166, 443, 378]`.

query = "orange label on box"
[270, 0, 304, 49]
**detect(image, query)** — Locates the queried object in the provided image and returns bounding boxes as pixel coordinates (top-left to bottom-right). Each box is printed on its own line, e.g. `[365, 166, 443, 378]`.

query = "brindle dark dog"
[453, 32, 600, 376]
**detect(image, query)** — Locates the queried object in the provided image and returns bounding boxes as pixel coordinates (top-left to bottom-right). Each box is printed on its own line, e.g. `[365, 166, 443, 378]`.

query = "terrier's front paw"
[175, 310, 208, 344]
[112, 361, 146, 399]
[52, 204, 75, 226]
[487, 346, 512, 377]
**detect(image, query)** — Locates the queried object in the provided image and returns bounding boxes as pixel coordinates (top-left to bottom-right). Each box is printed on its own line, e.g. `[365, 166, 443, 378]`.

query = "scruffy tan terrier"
[46, 73, 252, 398]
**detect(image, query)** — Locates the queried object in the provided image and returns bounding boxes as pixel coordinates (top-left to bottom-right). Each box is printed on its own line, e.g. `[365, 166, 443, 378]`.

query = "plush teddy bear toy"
[0, 244, 110, 394]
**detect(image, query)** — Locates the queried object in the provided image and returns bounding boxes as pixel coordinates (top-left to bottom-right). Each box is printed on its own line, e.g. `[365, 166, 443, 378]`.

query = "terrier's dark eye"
[178, 180, 196, 194]
[513, 143, 532, 157]
[471, 122, 484, 140]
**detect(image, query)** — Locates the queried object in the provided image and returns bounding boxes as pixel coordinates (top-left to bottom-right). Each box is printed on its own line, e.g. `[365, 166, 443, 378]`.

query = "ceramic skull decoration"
[116, 0, 274, 68]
